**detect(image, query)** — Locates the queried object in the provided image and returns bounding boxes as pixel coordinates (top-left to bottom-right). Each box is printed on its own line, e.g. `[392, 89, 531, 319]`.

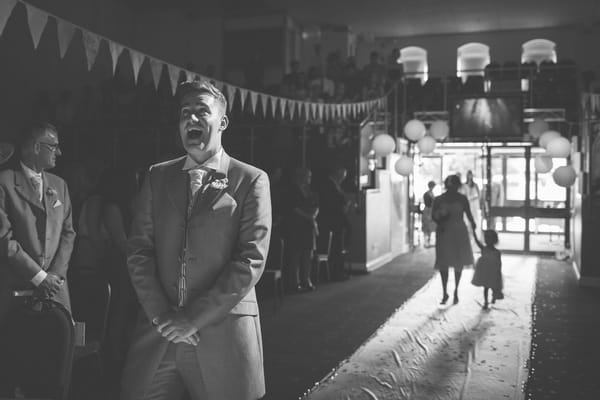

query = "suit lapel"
[13, 168, 45, 212]
[166, 158, 189, 217]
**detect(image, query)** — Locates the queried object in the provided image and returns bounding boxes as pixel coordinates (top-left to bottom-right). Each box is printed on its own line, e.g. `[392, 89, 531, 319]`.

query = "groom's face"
[179, 91, 228, 162]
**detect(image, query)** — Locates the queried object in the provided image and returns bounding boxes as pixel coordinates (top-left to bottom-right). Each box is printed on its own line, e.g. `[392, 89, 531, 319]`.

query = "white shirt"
[20, 162, 47, 286]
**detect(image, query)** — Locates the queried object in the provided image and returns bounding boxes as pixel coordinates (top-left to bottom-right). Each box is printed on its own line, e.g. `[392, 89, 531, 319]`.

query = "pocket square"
[53, 199, 63, 208]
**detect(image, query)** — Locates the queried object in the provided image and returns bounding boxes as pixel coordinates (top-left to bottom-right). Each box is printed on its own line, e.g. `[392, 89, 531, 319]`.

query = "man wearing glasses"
[0, 121, 75, 323]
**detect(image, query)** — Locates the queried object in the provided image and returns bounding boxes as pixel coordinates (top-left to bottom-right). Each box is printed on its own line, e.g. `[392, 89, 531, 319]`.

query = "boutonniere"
[208, 173, 229, 190]
[46, 187, 57, 197]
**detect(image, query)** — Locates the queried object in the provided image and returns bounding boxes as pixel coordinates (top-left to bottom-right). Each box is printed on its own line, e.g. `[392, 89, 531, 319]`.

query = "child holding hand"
[471, 230, 504, 309]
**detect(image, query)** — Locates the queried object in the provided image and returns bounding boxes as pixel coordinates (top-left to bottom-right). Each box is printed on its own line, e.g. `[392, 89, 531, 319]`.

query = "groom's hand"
[154, 310, 199, 345]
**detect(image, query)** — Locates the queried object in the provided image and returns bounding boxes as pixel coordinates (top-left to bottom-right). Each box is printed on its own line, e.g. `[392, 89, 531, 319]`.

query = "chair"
[68, 271, 111, 391]
[0, 298, 75, 400]
[313, 231, 333, 284]
[262, 236, 285, 313]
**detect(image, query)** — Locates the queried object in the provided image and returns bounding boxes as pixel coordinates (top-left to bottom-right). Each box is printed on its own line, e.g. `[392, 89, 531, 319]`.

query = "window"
[457, 42, 490, 83]
[521, 39, 557, 65]
[399, 46, 428, 84]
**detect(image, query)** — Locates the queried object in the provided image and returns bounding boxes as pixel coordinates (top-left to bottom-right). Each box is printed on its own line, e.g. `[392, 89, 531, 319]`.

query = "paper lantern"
[528, 118, 549, 139]
[546, 137, 571, 158]
[372, 134, 396, 156]
[538, 130, 561, 149]
[534, 155, 553, 173]
[394, 156, 414, 176]
[430, 120, 449, 140]
[404, 119, 426, 141]
[417, 135, 436, 154]
[552, 165, 576, 187]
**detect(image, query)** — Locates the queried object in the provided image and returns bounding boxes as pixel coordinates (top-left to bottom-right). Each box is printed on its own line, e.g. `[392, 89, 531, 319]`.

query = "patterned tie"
[30, 175, 43, 202]
[188, 168, 207, 197]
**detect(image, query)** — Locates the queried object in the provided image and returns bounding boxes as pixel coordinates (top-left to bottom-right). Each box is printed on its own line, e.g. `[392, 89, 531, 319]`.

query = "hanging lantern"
[430, 120, 449, 140]
[534, 155, 553, 173]
[372, 134, 396, 156]
[394, 156, 414, 176]
[552, 165, 576, 187]
[538, 130, 561, 149]
[403, 119, 426, 142]
[528, 118, 549, 139]
[417, 135, 436, 154]
[546, 137, 571, 158]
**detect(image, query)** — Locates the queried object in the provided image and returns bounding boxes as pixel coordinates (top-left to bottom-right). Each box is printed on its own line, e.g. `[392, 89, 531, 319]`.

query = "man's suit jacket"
[0, 165, 76, 314]
[122, 152, 271, 400]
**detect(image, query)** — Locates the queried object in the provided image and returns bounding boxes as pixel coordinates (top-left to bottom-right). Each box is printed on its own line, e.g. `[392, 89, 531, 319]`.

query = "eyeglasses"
[38, 142, 60, 152]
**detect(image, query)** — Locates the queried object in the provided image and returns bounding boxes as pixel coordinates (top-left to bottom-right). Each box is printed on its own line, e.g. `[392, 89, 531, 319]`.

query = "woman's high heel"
[440, 293, 449, 305]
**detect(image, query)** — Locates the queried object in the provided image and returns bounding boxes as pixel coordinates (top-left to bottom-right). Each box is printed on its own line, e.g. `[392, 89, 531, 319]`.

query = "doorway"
[414, 142, 569, 253]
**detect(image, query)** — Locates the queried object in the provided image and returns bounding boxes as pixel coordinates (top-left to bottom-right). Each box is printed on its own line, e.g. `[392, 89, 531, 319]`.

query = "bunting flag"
[130, 49, 145, 84]
[25, 2, 48, 49]
[0, 0, 17, 37]
[270, 97, 278, 118]
[149, 58, 163, 90]
[260, 93, 269, 117]
[8, 0, 385, 123]
[167, 63, 180, 96]
[239, 89, 247, 111]
[225, 85, 236, 112]
[249, 92, 258, 114]
[108, 40, 124, 74]
[56, 18, 75, 58]
[81, 30, 101, 71]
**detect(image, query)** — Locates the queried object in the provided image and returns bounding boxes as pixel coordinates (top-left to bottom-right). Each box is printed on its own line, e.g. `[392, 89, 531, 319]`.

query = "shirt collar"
[20, 161, 42, 179]
[182, 149, 223, 172]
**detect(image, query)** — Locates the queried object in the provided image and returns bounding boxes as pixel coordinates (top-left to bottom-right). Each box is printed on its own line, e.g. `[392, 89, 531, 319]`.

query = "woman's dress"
[471, 247, 503, 292]
[433, 194, 474, 269]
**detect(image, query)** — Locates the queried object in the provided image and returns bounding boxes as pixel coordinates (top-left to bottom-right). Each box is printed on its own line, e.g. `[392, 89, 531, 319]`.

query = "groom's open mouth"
[187, 128, 203, 140]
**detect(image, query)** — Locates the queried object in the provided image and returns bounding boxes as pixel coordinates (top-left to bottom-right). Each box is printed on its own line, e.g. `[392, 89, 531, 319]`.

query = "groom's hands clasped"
[154, 310, 200, 346]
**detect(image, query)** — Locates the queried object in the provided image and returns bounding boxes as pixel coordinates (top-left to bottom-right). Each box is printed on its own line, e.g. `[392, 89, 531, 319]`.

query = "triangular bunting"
[270, 97, 278, 118]
[130, 49, 145, 84]
[249, 92, 258, 115]
[56, 18, 76, 58]
[225, 85, 236, 112]
[25, 3, 48, 49]
[280, 99, 288, 118]
[318, 104, 324, 120]
[167, 64, 181, 96]
[289, 101, 296, 120]
[239, 89, 247, 111]
[185, 70, 195, 82]
[82, 30, 101, 71]
[260, 93, 269, 117]
[0, 0, 17, 37]
[311, 103, 317, 120]
[301, 102, 308, 121]
[108, 41, 124, 74]
[149, 58, 163, 90]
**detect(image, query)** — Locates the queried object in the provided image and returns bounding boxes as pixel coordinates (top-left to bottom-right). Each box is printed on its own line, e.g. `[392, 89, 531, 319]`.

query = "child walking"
[471, 230, 503, 309]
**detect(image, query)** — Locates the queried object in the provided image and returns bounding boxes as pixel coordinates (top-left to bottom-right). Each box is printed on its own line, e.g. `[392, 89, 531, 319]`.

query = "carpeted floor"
[258, 249, 437, 400]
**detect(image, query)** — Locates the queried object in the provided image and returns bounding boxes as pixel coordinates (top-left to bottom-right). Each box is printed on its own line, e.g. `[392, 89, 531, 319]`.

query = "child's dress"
[471, 247, 503, 297]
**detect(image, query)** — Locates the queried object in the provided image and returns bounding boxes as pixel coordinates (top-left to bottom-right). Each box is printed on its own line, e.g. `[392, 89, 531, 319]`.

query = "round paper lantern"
[394, 156, 414, 176]
[552, 165, 576, 187]
[528, 118, 549, 139]
[538, 130, 561, 149]
[417, 135, 436, 154]
[404, 119, 426, 142]
[534, 155, 553, 173]
[430, 120, 449, 141]
[546, 137, 571, 158]
[372, 134, 396, 156]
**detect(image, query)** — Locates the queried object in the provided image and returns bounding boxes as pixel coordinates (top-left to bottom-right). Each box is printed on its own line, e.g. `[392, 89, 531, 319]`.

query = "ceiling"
[260, 0, 600, 37]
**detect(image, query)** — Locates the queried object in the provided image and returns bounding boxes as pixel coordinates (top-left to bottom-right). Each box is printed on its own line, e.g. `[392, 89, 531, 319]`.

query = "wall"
[356, 25, 600, 77]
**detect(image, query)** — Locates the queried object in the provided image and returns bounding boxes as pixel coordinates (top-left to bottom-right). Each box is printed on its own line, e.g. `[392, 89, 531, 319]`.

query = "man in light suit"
[121, 80, 271, 400]
[0, 122, 75, 393]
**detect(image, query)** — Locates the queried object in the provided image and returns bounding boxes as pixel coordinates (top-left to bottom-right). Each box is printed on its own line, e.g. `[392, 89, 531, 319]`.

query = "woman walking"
[432, 174, 476, 304]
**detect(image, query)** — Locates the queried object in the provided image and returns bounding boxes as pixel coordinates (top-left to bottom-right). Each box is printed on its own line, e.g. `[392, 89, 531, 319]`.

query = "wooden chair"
[313, 231, 333, 284]
[69, 271, 111, 391]
[262, 236, 285, 313]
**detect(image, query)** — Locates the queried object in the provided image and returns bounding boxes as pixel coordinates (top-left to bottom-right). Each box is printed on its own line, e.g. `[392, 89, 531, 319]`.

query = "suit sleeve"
[0, 183, 42, 280]
[185, 171, 271, 329]
[47, 181, 76, 279]
[127, 168, 172, 322]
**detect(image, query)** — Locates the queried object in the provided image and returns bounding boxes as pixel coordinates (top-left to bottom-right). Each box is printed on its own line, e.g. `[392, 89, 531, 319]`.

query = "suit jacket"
[122, 152, 271, 400]
[0, 165, 76, 314]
